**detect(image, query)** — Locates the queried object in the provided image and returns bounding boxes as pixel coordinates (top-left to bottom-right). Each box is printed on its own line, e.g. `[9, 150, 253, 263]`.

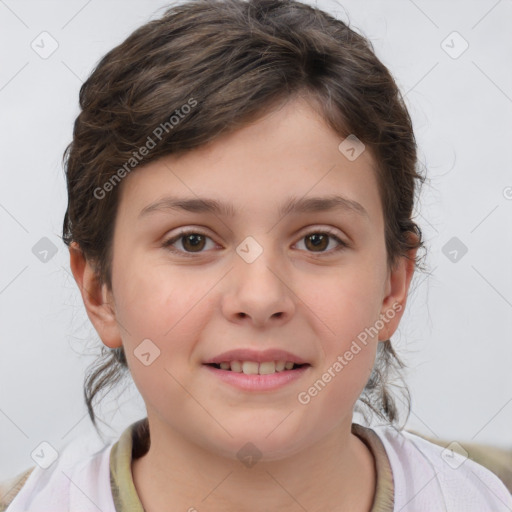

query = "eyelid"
[294, 225, 350, 252]
[296, 225, 345, 240]
[161, 227, 219, 257]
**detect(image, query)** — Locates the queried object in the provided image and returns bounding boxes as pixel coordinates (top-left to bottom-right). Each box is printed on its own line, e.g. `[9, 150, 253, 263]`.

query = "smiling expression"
[90, 95, 409, 460]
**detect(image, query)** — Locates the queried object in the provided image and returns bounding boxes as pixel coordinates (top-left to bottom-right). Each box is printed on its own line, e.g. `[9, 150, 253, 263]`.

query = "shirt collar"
[352, 422, 395, 512]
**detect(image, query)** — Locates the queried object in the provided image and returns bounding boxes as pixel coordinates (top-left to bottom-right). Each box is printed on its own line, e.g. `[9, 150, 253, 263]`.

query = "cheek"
[305, 259, 386, 340]
[297, 290, 379, 428]
[297, 259, 385, 405]
[113, 257, 209, 338]
[111, 259, 222, 388]
[300, 352, 376, 433]
[111, 264, 212, 411]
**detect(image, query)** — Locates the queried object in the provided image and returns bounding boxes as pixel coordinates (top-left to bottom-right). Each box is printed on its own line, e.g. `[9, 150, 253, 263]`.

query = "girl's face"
[79, 96, 414, 460]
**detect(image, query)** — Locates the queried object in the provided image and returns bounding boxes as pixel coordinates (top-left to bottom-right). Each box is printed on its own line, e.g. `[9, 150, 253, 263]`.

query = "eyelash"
[161, 228, 349, 257]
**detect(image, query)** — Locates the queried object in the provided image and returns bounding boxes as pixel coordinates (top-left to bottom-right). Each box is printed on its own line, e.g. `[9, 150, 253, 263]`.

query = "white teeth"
[242, 361, 259, 375]
[215, 360, 302, 374]
[275, 360, 286, 371]
[230, 360, 243, 373]
[259, 361, 276, 375]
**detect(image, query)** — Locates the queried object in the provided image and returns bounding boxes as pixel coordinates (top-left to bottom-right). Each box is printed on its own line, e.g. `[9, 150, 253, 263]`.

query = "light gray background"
[1, 0, 511, 480]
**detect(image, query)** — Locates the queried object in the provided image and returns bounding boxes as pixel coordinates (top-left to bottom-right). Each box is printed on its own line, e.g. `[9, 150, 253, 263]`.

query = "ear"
[378, 236, 419, 341]
[69, 242, 122, 349]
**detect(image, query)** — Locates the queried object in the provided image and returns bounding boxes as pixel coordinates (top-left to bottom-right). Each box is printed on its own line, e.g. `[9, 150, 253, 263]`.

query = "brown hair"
[62, 0, 425, 430]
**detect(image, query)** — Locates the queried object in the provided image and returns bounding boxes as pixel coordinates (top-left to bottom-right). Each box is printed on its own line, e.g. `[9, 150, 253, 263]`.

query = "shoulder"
[0, 433, 115, 512]
[372, 425, 512, 511]
[0, 467, 35, 512]
[409, 429, 512, 494]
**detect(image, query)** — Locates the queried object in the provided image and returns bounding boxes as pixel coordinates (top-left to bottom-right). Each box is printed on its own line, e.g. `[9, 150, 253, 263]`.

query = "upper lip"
[203, 349, 309, 365]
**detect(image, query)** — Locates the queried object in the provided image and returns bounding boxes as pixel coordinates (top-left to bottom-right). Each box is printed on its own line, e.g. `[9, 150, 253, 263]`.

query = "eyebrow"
[138, 194, 369, 220]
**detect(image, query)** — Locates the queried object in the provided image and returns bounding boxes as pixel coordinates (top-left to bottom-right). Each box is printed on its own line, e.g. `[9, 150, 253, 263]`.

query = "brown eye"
[181, 233, 206, 252]
[304, 233, 329, 252]
[162, 230, 215, 255]
[296, 230, 348, 254]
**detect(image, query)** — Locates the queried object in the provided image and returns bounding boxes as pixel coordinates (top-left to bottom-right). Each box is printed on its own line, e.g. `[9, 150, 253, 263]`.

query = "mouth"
[202, 349, 312, 391]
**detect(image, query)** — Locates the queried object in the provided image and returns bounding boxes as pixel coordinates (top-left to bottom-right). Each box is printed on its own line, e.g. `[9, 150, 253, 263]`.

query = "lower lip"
[203, 365, 310, 391]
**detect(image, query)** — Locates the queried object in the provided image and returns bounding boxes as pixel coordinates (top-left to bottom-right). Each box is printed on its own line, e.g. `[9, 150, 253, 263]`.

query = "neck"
[131, 417, 376, 512]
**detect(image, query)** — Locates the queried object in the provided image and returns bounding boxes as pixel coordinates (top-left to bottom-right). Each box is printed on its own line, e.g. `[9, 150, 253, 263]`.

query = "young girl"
[1, 0, 511, 510]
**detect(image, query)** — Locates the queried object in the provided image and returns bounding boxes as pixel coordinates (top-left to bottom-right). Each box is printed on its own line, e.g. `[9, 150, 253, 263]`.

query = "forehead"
[117, 96, 383, 227]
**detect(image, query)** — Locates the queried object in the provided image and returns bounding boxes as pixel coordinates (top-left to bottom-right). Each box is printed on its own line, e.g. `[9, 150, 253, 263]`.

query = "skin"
[70, 94, 417, 511]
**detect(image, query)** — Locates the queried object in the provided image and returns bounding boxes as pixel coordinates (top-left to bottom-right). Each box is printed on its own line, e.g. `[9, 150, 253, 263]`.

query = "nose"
[221, 247, 296, 328]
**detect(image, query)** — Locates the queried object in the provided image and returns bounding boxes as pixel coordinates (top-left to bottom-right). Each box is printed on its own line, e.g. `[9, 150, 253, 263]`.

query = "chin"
[203, 424, 312, 463]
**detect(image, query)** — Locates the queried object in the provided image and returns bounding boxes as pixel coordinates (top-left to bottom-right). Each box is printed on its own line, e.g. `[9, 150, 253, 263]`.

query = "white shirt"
[374, 425, 512, 511]
[4, 422, 512, 511]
